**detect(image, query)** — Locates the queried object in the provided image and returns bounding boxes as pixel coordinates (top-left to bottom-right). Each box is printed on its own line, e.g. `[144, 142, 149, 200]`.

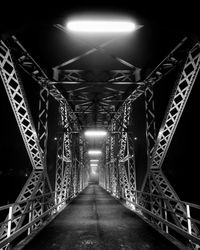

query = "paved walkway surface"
[23, 184, 178, 250]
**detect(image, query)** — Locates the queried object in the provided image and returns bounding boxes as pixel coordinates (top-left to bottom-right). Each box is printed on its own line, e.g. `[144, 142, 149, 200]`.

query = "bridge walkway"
[23, 184, 178, 250]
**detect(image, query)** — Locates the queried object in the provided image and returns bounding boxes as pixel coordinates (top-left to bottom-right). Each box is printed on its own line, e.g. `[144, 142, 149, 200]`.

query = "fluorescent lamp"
[84, 130, 107, 137]
[90, 163, 98, 167]
[67, 20, 136, 33]
[90, 159, 99, 162]
[88, 150, 102, 155]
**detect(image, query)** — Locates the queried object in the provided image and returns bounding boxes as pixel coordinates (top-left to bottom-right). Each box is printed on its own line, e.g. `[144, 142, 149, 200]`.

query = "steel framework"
[0, 29, 200, 250]
[0, 38, 86, 249]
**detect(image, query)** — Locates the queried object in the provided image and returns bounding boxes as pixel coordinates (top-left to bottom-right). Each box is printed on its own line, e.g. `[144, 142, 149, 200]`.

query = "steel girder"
[110, 121, 121, 197]
[38, 86, 49, 165]
[0, 40, 53, 248]
[55, 100, 86, 208]
[144, 86, 157, 163]
[105, 137, 111, 192]
[55, 102, 72, 209]
[109, 121, 117, 195]
[79, 135, 84, 191]
[151, 43, 200, 169]
[141, 43, 200, 243]
[117, 102, 137, 204]
[0, 40, 43, 169]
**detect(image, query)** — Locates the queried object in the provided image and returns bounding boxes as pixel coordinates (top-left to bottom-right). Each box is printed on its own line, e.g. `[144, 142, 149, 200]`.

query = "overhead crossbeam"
[53, 69, 140, 83]
[53, 24, 140, 71]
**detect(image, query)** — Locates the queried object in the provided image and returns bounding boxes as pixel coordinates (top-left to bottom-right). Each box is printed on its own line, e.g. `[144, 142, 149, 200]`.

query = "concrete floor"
[23, 184, 179, 250]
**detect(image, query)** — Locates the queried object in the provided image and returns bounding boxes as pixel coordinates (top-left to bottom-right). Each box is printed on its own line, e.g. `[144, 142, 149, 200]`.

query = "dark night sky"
[0, 1, 200, 205]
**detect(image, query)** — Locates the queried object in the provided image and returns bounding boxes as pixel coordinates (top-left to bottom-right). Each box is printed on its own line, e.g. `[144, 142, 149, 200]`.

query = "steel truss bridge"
[0, 25, 200, 249]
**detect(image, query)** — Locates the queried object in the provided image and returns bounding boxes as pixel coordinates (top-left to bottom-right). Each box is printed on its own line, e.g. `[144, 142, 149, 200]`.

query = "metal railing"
[107, 188, 200, 249]
[0, 190, 81, 249]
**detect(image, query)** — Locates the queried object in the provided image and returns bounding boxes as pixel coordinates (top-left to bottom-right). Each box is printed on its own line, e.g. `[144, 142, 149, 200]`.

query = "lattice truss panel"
[141, 43, 200, 238]
[138, 86, 157, 209]
[145, 86, 156, 162]
[38, 87, 49, 160]
[10, 35, 85, 204]
[0, 41, 43, 169]
[72, 158, 78, 196]
[55, 102, 72, 207]
[78, 135, 83, 191]
[116, 102, 137, 203]
[55, 100, 85, 206]
[0, 40, 53, 248]
[109, 121, 117, 195]
[105, 136, 111, 192]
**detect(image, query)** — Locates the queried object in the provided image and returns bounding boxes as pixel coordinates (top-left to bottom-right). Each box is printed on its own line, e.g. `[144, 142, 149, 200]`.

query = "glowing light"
[67, 20, 136, 33]
[91, 169, 97, 175]
[88, 150, 102, 155]
[90, 159, 99, 162]
[90, 163, 98, 167]
[84, 130, 107, 137]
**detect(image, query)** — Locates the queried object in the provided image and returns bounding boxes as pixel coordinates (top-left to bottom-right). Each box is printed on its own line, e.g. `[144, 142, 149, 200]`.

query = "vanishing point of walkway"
[23, 185, 178, 250]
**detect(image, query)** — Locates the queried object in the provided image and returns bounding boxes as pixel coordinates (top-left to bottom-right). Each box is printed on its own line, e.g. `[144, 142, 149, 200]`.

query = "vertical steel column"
[126, 134, 137, 205]
[105, 136, 111, 192]
[37, 86, 49, 164]
[30, 85, 52, 232]
[118, 102, 137, 205]
[140, 85, 161, 223]
[55, 102, 73, 209]
[79, 135, 84, 191]
[110, 120, 119, 197]
[110, 127, 116, 195]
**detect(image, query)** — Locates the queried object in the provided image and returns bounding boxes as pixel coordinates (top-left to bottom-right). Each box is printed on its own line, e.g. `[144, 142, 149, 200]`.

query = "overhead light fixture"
[90, 159, 99, 162]
[88, 150, 102, 155]
[66, 20, 137, 33]
[84, 130, 107, 137]
[90, 163, 98, 167]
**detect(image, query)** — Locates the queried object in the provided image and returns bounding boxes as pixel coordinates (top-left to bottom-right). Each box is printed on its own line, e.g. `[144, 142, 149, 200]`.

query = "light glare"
[88, 150, 102, 155]
[90, 163, 98, 167]
[90, 159, 99, 162]
[84, 130, 107, 137]
[67, 20, 136, 33]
